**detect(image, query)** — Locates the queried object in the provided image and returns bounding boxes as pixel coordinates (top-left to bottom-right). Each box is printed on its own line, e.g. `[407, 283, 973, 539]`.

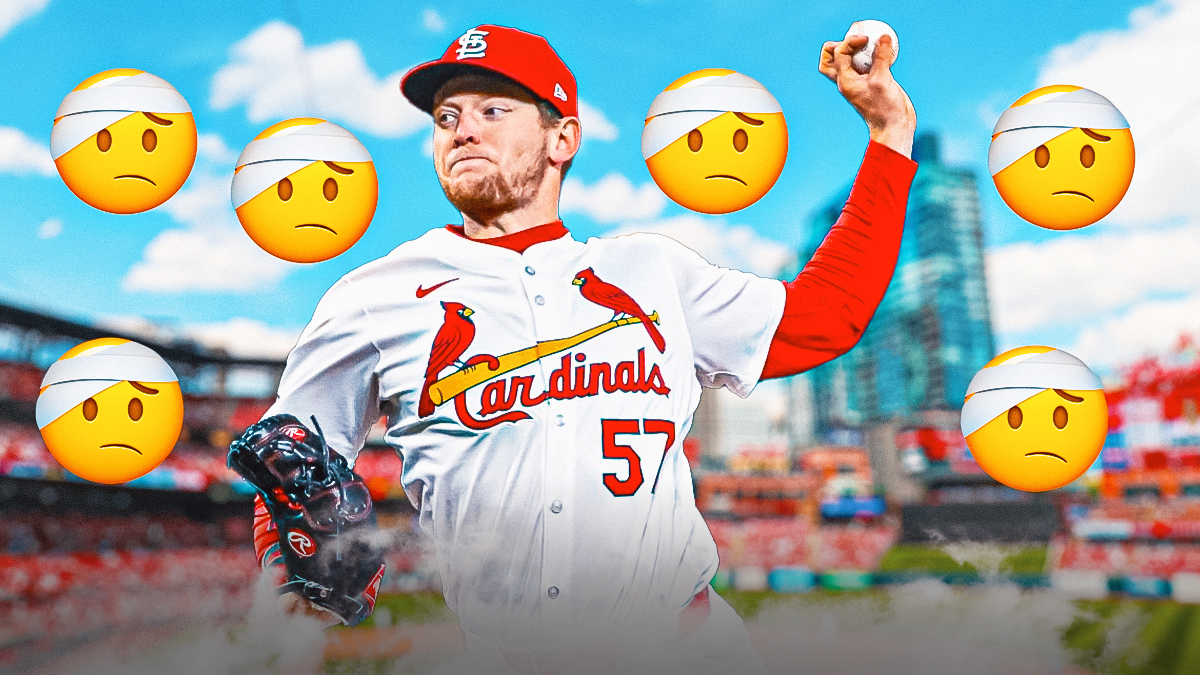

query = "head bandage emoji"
[642, 70, 788, 214]
[961, 349, 1101, 437]
[232, 121, 372, 208]
[37, 340, 178, 429]
[51, 72, 192, 160]
[232, 118, 378, 263]
[52, 69, 197, 214]
[642, 72, 782, 160]
[37, 339, 184, 485]
[989, 85, 1135, 230]
[961, 347, 1108, 493]
[988, 88, 1128, 176]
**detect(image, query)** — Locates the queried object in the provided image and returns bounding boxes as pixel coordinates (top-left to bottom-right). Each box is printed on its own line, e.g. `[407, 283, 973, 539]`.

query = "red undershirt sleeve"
[760, 140, 918, 381]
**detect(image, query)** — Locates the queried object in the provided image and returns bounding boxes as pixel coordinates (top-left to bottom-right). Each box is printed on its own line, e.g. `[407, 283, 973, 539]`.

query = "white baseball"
[844, 20, 899, 75]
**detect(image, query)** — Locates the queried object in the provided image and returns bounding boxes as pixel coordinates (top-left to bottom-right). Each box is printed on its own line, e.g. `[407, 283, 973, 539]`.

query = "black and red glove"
[229, 414, 385, 627]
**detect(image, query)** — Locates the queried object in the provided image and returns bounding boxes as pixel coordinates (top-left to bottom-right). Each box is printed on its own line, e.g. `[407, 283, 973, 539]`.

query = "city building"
[792, 132, 996, 440]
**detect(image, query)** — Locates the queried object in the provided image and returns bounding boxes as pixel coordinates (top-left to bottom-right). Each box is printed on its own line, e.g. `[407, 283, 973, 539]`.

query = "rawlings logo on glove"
[228, 413, 386, 627]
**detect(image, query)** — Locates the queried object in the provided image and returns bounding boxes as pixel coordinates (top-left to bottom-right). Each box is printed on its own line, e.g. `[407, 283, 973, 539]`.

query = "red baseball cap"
[401, 25, 578, 119]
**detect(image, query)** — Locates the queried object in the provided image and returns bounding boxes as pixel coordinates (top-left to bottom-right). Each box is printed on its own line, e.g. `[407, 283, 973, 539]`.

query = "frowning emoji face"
[37, 338, 184, 485]
[52, 69, 197, 214]
[232, 118, 378, 263]
[962, 346, 1108, 492]
[990, 85, 1134, 230]
[643, 69, 788, 214]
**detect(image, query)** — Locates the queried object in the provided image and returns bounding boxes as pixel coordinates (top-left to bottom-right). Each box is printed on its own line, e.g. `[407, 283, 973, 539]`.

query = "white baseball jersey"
[267, 224, 784, 661]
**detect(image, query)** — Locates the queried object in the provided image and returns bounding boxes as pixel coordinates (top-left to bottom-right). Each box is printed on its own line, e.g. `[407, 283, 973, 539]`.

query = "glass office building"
[794, 133, 996, 438]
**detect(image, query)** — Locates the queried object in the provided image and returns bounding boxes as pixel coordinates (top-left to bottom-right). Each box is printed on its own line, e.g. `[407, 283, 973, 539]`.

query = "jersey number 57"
[601, 418, 675, 497]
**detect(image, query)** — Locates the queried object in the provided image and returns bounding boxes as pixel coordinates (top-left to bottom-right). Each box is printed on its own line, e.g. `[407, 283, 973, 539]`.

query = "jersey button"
[550, 500, 563, 514]
[547, 586, 559, 599]
[525, 266, 536, 275]
[535, 295, 545, 306]
[555, 414, 564, 426]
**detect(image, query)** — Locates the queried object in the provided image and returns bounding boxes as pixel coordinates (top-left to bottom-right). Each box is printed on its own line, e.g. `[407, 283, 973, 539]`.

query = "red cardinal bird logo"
[419, 302, 477, 417]
[572, 268, 666, 353]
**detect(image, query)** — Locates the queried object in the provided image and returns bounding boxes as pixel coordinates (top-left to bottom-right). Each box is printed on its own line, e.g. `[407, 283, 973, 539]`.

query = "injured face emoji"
[990, 85, 1134, 230]
[643, 69, 787, 214]
[37, 338, 184, 485]
[961, 346, 1108, 492]
[52, 69, 197, 214]
[232, 118, 378, 263]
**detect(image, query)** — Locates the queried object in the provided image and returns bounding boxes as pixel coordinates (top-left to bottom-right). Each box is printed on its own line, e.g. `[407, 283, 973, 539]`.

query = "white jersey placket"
[515, 238, 578, 636]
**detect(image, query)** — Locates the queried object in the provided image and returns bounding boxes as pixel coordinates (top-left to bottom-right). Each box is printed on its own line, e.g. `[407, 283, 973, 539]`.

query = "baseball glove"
[228, 413, 385, 627]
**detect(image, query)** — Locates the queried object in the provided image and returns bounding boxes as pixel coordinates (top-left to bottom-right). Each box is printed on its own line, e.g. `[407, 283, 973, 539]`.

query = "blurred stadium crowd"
[5, 304, 1200, 671]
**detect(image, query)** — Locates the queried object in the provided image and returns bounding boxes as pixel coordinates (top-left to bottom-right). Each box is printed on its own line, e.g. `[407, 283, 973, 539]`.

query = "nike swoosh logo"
[416, 278, 459, 298]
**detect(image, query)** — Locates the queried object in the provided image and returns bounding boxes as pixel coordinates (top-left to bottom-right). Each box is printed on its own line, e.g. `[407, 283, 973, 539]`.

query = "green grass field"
[1063, 598, 1200, 675]
[877, 542, 1049, 576]
[328, 545, 1200, 675]
[328, 586, 1200, 667]
[333, 590, 1200, 674]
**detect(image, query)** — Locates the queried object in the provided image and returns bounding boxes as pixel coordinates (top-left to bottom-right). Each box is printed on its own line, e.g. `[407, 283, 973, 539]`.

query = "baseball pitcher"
[231, 24, 917, 675]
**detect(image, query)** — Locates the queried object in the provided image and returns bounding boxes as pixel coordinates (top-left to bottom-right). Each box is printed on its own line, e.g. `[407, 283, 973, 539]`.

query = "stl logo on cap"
[643, 69, 787, 214]
[961, 346, 1108, 493]
[400, 24, 578, 119]
[232, 118, 378, 263]
[456, 28, 489, 59]
[37, 338, 184, 485]
[990, 85, 1134, 230]
[52, 69, 197, 214]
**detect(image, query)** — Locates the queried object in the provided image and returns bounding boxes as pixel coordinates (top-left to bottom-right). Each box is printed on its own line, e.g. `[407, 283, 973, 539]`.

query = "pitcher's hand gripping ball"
[843, 20, 899, 74]
[228, 414, 385, 627]
[962, 346, 1108, 492]
[642, 70, 787, 214]
[37, 338, 183, 484]
[232, 118, 378, 263]
[990, 86, 1134, 230]
[52, 69, 197, 214]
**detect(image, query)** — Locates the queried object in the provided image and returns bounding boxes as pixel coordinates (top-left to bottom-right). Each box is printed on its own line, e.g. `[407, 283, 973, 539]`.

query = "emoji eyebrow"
[129, 381, 159, 395]
[324, 161, 354, 175]
[1053, 388, 1084, 403]
[1081, 128, 1110, 142]
[733, 112, 764, 126]
[142, 112, 174, 127]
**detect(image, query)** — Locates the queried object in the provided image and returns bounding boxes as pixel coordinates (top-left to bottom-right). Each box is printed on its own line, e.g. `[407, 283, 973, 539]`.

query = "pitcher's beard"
[443, 151, 550, 224]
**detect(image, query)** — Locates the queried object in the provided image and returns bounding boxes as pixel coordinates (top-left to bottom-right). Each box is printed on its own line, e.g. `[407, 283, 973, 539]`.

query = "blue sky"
[1, 0, 1197, 375]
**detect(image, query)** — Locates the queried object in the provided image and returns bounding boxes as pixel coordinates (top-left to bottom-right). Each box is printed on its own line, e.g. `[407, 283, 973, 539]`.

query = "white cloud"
[986, 221, 1200, 334]
[122, 226, 292, 293]
[197, 132, 238, 165]
[184, 317, 301, 359]
[158, 169, 236, 229]
[211, 21, 426, 139]
[578, 100, 619, 142]
[0, 126, 54, 176]
[1067, 293, 1200, 371]
[608, 215, 794, 278]
[98, 315, 301, 360]
[94, 315, 186, 347]
[36, 217, 61, 239]
[561, 172, 666, 223]
[1035, 0, 1200, 226]
[422, 8, 446, 33]
[981, 0, 1200, 373]
[122, 159, 294, 293]
[0, 0, 49, 39]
